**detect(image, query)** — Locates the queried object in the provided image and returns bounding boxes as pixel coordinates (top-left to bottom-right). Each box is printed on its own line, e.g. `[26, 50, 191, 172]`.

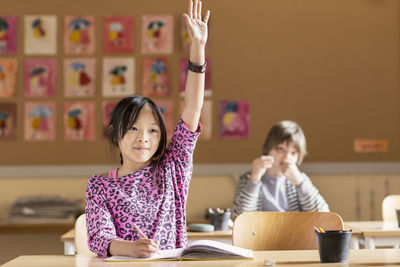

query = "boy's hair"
[262, 120, 307, 164]
[107, 95, 167, 164]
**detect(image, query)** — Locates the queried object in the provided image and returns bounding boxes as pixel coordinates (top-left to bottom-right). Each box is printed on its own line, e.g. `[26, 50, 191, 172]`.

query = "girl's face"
[268, 141, 299, 176]
[118, 105, 161, 170]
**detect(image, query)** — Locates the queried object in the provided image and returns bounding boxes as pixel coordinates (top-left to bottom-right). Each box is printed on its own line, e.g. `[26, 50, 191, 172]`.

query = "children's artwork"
[0, 58, 17, 98]
[154, 100, 174, 139]
[103, 16, 134, 53]
[24, 15, 57, 55]
[354, 139, 388, 153]
[0, 103, 16, 140]
[180, 16, 210, 54]
[64, 58, 96, 97]
[24, 59, 56, 98]
[0, 16, 18, 54]
[180, 58, 211, 96]
[141, 15, 173, 54]
[142, 58, 170, 97]
[24, 102, 56, 141]
[102, 57, 135, 97]
[180, 99, 212, 140]
[218, 101, 250, 139]
[102, 100, 118, 138]
[64, 16, 95, 55]
[64, 101, 95, 141]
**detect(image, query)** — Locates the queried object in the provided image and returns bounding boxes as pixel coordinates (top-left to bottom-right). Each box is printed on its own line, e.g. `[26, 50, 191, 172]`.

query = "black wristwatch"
[188, 60, 207, 73]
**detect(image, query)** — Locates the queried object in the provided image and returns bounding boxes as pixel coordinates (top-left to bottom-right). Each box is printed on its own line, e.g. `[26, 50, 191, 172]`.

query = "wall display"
[0, 102, 16, 140]
[102, 57, 135, 97]
[141, 57, 170, 97]
[102, 100, 118, 138]
[103, 16, 134, 54]
[64, 101, 95, 141]
[354, 139, 388, 153]
[141, 15, 173, 54]
[24, 59, 56, 98]
[64, 15, 96, 55]
[0, 58, 17, 98]
[24, 102, 56, 141]
[180, 58, 211, 97]
[154, 100, 174, 139]
[64, 58, 96, 98]
[24, 15, 57, 55]
[0, 16, 18, 54]
[218, 100, 250, 139]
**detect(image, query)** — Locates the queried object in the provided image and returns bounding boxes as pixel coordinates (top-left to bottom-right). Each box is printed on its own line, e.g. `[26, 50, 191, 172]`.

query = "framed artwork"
[141, 15, 173, 54]
[0, 103, 16, 140]
[102, 100, 118, 138]
[64, 101, 95, 141]
[0, 16, 18, 54]
[24, 59, 57, 98]
[180, 99, 212, 140]
[102, 57, 135, 97]
[141, 57, 170, 97]
[24, 15, 57, 55]
[64, 58, 96, 97]
[154, 100, 174, 140]
[218, 100, 250, 139]
[180, 58, 211, 96]
[103, 16, 134, 53]
[24, 102, 56, 141]
[64, 15, 95, 55]
[0, 58, 17, 98]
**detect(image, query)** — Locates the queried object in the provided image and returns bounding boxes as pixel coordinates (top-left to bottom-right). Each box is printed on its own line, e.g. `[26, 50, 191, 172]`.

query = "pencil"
[133, 223, 148, 239]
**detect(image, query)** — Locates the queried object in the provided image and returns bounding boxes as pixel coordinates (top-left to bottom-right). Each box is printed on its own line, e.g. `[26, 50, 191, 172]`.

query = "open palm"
[183, 0, 210, 46]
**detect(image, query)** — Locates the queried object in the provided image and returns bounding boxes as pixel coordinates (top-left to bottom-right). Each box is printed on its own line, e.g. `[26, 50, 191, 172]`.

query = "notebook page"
[105, 248, 183, 261]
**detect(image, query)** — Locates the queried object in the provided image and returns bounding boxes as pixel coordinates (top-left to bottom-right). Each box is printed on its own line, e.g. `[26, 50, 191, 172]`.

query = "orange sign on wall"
[354, 139, 388, 153]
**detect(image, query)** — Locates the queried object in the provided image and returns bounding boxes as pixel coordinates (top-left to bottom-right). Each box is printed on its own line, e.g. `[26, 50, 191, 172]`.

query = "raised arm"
[181, 0, 210, 131]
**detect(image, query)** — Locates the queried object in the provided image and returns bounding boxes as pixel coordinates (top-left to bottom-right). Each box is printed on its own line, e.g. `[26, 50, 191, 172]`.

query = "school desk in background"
[7, 195, 83, 224]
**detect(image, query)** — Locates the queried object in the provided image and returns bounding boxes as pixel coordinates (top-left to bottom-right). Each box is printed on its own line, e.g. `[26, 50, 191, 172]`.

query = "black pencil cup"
[315, 230, 352, 263]
[396, 209, 400, 227]
[209, 211, 231, 231]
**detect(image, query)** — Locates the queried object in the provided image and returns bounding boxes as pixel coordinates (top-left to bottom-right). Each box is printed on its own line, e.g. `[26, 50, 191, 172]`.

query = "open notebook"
[105, 240, 254, 261]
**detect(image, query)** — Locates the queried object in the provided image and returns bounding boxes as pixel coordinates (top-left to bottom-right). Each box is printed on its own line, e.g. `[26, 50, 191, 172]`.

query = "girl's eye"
[130, 127, 137, 131]
[150, 129, 158, 133]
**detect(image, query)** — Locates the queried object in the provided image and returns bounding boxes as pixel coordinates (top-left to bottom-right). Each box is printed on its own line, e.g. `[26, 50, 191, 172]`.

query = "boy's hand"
[281, 160, 304, 186]
[250, 156, 274, 183]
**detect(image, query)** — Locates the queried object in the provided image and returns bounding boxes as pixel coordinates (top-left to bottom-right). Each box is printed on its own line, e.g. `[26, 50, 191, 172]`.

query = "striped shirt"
[232, 172, 329, 220]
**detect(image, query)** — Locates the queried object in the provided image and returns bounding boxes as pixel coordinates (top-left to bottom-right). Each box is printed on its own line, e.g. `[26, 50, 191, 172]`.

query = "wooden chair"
[382, 195, 400, 222]
[232, 211, 344, 250]
[75, 213, 96, 255]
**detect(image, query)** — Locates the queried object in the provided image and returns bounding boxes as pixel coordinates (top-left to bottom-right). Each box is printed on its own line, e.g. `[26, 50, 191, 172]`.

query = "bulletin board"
[0, 0, 399, 165]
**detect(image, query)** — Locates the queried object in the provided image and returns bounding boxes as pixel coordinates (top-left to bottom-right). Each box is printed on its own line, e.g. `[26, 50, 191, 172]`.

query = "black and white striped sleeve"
[296, 174, 329, 212]
[232, 172, 262, 221]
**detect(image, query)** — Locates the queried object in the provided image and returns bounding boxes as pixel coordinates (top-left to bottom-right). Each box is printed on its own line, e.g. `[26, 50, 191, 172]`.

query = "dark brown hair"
[107, 96, 167, 164]
[262, 120, 307, 164]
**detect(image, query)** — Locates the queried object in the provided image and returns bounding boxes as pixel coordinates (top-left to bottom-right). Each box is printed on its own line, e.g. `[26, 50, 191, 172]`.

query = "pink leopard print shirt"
[85, 118, 201, 256]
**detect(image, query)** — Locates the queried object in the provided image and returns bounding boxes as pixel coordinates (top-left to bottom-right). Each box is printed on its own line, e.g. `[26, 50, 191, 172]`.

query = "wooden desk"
[0, 222, 74, 234]
[61, 228, 233, 255]
[3, 249, 400, 266]
[345, 221, 400, 249]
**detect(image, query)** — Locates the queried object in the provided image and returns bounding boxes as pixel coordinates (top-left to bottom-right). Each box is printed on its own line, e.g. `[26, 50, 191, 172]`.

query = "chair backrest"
[75, 213, 96, 255]
[382, 195, 400, 222]
[232, 211, 344, 250]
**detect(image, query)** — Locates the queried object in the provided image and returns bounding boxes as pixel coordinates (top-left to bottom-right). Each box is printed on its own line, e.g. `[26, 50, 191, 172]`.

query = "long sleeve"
[232, 172, 262, 221]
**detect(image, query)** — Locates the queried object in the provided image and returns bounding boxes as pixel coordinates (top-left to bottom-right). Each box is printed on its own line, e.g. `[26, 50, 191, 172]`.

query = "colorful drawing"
[180, 99, 212, 140]
[102, 101, 118, 138]
[0, 16, 18, 54]
[142, 58, 170, 97]
[0, 58, 17, 98]
[24, 102, 56, 141]
[218, 100, 250, 139]
[0, 103, 16, 140]
[103, 16, 134, 53]
[141, 15, 173, 54]
[180, 16, 210, 54]
[64, 58, 96, 97]
[24, 59, 56, 98]
[64, 101, 95, 141]
[24, 15, 57, 55]
[180, 58, 211, 96]
[64, 16, 95, 55]
[154, 100, 174, 139]
[102, 57, 135, 97]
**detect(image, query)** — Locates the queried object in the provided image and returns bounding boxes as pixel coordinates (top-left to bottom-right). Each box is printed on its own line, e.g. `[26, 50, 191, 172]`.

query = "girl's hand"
[183, 0, 210, 46]
[281, 160, 304, 186]
[250, 156, 274, 183]
[130, 238, 159, 258]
